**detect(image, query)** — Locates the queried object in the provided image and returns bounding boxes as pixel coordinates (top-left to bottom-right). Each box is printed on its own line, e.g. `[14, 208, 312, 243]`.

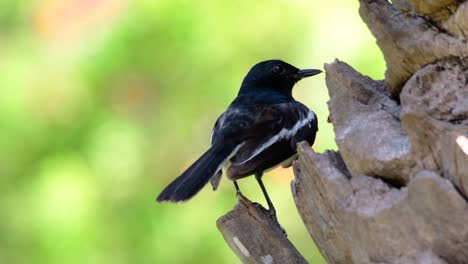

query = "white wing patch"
[236, 110, 315, 165]
[214, 142, 245, 175]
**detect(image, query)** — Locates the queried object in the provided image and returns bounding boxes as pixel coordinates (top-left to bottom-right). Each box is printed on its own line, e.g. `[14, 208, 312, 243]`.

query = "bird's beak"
[295, 69, 322, 80]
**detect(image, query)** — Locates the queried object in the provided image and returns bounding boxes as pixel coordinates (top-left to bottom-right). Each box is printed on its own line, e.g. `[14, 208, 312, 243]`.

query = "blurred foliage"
[0, 0, 384, 263]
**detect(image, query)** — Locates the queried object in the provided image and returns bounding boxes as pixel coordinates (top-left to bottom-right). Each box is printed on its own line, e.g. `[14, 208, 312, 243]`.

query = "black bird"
[157, 60, 321, 218]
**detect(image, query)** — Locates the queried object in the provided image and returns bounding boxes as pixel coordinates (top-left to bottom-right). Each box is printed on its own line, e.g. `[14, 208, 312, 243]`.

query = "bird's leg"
[255, 173, 276, 218]
[255, 173, 286, 235]
[233, 180, 241, 196]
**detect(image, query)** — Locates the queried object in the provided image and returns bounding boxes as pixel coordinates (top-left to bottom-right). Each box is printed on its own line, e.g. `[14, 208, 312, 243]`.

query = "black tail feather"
[156, 144, 235, 202]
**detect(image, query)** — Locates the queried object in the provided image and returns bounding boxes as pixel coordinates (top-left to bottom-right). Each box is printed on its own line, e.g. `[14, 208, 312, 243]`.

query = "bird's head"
[239, 60, 322, 96]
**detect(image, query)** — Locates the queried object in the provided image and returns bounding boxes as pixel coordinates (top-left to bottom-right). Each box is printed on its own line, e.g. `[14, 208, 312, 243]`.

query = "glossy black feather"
[224, 102, 317, 179]
[156, 143, 236, 202]
[157, 59, 321, 203]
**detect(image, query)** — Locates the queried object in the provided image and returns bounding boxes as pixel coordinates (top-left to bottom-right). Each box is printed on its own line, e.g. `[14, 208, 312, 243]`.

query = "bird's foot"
[252, 202, 263, 209]
[267, 209, 287, 236]
[267, 209, 278, 222]
[233, 181, 242, 198]
[251, 203, 287, 236]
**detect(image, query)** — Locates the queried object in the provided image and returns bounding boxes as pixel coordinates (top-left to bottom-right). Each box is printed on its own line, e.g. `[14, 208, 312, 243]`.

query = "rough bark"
[292, 0, 468, 263]
[218, 0, 468, 263]
[217, 194, 307, 264]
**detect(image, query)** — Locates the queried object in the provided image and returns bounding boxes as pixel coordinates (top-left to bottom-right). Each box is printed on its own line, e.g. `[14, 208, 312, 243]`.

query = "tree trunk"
[218, 0, 468, 263]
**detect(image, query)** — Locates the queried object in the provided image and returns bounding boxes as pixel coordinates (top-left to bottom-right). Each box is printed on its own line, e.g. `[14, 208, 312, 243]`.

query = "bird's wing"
[227, 140, 296, 179]
[211, 102, 316, 165]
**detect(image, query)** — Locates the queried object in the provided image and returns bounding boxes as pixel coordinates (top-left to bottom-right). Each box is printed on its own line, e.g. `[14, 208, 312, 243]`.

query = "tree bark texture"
[219, 0, 468, 263]
[217, 194, 308, 264]
[293, 0, 468, 263]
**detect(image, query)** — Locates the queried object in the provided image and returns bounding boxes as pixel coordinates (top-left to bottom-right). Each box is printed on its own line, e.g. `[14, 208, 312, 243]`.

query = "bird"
[156, 59, 321, 220]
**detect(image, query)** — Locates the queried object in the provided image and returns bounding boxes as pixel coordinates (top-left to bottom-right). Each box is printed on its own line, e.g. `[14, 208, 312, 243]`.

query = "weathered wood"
[290, 1, 468, 262]
[217, 194, 307, 264]
[441, 132, 468, 196]
[359, 0, 468, 95]
[443, 1, 468, 38]
[292, 142, 468, 264]
[325, 60, 415, 184]
[291, 145, 352, 264]
[393, 0, 460, 21]
[400, 58, 468, 197]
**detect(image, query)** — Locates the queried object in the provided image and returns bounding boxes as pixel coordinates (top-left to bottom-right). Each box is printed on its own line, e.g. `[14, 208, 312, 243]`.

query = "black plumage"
[157, 60, 321, 217]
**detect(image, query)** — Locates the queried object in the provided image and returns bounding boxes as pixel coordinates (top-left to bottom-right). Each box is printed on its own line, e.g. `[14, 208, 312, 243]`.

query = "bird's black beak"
[295, 69, 322, 80]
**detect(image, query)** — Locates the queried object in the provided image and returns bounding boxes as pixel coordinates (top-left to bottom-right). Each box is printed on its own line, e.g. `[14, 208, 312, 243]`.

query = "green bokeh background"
[0, 1, 385, 263]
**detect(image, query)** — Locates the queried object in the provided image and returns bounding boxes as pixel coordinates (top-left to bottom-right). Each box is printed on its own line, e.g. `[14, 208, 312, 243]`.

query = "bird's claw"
[267, 209, 287, 236]
[252, 202, 263, 208]
[251, 203, 287, 236]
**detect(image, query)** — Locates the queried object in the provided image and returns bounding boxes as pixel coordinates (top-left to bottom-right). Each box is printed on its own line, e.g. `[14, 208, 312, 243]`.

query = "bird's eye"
[272, 65, 282, 73]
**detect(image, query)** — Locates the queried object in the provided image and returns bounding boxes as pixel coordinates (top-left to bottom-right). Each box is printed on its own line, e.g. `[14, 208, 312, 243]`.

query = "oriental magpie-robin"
[157, 60, 321, 219]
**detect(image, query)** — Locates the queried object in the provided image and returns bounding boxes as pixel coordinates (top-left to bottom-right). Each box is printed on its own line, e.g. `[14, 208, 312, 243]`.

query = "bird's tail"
[156, 144, 237, 202]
